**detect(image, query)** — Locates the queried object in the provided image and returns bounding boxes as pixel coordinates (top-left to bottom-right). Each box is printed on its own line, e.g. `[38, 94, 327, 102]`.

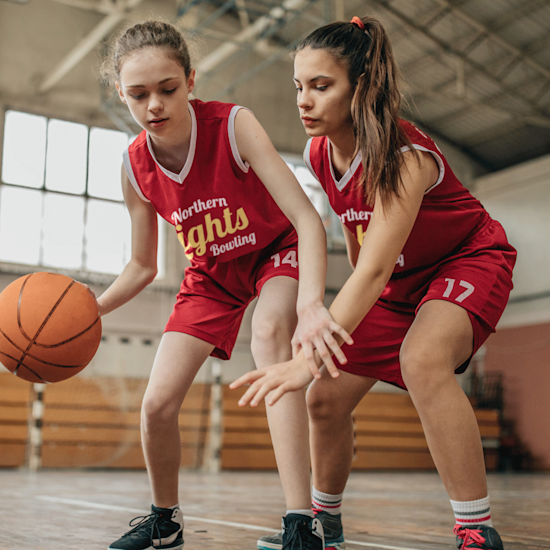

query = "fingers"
[238, 377, 277, 407]
[229, 369, 264, 390]
[313, 338, 340, 379]
[301, 342, 321, 379]
[330, 322, 354, 346]
[266, 384, 290, 406]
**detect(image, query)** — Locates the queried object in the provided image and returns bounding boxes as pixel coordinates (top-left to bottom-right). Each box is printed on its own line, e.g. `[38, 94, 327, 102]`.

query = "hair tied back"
[350, 16, 365, 31]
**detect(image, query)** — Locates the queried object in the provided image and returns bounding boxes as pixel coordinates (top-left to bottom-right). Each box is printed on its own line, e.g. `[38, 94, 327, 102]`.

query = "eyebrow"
[293, 75, 332, 83]
[126, 77, 180, 88]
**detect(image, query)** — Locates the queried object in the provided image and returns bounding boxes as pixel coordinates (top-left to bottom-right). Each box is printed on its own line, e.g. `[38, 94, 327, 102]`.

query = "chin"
[303, 126, 325, 138]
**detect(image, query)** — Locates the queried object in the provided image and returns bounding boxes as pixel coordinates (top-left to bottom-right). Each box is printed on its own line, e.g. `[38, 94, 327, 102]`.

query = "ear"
[115, 82, 127, 105]
[186, 69, 196, 95]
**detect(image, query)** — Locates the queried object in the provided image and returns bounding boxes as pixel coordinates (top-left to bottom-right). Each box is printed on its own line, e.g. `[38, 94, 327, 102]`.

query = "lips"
[149, 118, 168, 127]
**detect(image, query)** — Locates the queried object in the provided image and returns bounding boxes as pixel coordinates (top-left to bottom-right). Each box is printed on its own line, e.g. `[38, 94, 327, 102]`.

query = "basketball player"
[232, 16, 516, 550]
[97, 20, 352, 550]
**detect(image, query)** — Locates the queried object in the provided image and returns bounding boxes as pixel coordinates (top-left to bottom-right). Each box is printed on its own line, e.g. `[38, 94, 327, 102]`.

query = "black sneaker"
[454, 524, 504, 550]
[108, 505, 184, 550]
[282, 514, 324, 550]
[258, 511, 343, 550]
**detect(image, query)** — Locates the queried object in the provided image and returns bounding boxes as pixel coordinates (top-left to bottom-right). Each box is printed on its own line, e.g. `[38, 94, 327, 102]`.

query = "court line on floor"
[35, 496, 421, 550]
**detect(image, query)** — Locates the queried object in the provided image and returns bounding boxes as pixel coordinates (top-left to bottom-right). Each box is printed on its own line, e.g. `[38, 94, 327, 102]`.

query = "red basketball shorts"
[165, 229, 299, 360]
[337, 219, 517, 389]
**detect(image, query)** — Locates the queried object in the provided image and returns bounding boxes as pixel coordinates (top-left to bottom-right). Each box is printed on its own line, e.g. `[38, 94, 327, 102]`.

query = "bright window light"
[85, 199, 131, 274]
[45, 119, 88, 195]
[87, 127, 128, 201]
[0, 185, 42, 264]
[42, 193, 85, 269]
[2, 111, 47, 189]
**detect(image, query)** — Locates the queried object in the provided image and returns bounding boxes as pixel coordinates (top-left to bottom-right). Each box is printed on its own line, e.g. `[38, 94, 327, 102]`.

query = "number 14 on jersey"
[271, 251, 298, 268]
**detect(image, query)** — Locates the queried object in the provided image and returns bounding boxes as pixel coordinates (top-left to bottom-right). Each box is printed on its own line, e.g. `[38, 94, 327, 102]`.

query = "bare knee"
[251, 318, 292, 363]
[306, 382, 349, 425]
[400, 346, 455, 401]
[141, 392, 179, 432]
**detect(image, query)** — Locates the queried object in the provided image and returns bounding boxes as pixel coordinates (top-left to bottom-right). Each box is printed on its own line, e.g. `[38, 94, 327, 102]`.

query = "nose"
[148, 94, 163, 113]
[297, 88, 311, 110]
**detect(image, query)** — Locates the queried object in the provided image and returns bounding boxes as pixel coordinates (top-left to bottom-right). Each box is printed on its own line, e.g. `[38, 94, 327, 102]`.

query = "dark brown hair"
[296, 16, 418, 207]
[101, 21, 192, 88]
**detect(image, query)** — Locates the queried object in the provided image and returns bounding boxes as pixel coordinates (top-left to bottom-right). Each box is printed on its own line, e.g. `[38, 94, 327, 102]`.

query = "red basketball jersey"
[305, 120, 489, 274]
[124, 99, 293, 264]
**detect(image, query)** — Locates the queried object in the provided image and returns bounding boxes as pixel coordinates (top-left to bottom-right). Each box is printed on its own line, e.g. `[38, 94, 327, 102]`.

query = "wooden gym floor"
[0, 470, 547, 550]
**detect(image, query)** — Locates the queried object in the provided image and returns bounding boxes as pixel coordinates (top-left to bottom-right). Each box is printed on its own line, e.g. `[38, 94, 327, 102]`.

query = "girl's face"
[116, 48, 195, 138]
[293, 47, 354, 139]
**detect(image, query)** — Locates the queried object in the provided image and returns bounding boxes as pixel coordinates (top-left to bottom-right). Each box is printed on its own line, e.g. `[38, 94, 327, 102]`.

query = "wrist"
[296, 297, 324, 315]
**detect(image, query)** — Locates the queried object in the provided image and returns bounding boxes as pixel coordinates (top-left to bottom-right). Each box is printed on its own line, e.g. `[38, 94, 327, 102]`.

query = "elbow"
[144, 266, 157, 285]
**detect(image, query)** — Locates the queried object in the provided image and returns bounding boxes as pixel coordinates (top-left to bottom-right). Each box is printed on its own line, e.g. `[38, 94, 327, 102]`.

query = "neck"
[327, 126, 357, 172]
[149, 107, 192, 172]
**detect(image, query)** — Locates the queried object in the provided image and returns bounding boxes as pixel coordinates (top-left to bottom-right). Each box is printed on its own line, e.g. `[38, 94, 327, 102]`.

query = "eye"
[163, 88, 177, 94]
[316, 86, 328, 91]
[131, 93, 145, 99]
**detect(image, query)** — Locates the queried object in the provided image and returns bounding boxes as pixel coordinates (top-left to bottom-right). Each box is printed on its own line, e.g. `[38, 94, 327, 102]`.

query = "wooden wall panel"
[0, 373, 31, 468]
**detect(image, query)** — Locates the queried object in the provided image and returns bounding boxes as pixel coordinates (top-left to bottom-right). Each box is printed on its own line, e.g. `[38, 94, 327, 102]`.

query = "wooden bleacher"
[0, 373, 211, 469]
[0, 373, 500, 470]
[0, 373, 31, 467]
[40, 377, 211, 469]
[223, 386, 501, 471]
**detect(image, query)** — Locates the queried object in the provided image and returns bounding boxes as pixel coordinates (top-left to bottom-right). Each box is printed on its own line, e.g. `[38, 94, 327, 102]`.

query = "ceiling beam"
[431, 0, 550, 81]
[194, 0, 311, 78]
[371, 0, 550, 122]
[39, 0, 144, 93]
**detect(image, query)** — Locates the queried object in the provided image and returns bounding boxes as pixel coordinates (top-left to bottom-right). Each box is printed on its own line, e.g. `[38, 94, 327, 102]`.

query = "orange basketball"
[0, 272, 102, 383]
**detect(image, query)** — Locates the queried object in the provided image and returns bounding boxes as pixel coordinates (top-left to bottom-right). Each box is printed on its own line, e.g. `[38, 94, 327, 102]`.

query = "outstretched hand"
[229, 357, 314, 407]
[292, 303, 353, 379]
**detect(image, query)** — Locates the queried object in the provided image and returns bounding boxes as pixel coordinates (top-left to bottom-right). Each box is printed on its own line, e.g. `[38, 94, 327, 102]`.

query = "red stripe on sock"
[456, 515, 491, 524]
[311, 500, 341, 509]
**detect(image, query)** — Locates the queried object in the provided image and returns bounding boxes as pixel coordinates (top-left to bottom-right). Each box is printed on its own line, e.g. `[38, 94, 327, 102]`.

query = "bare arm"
[234, 109, 353, 367]
[96, 165, 159, 316]
[231, 150, 439, 405]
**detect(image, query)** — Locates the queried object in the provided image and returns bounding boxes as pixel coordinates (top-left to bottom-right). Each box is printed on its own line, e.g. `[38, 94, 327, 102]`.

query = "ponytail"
[297, 16, 418, 207]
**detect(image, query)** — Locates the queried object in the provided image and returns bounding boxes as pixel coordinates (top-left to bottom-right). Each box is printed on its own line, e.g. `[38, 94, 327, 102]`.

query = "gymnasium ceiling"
[1, 0, 550, 174]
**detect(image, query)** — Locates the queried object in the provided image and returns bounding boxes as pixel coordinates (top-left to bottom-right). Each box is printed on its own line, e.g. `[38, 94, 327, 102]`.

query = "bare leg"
[251, 276, 310, 510]
[307, 369, 378, 494]
[141, 332, 214, 507]
[400, 299, 487, 501]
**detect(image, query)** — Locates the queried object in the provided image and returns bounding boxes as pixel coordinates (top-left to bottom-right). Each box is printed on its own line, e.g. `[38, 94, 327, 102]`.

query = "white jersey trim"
[327, 139, 362, 192]
[145, 102, 197, 184]
[303, 138, 320, 182]
[228, 105, 251, 173]
[122, 148, 150, 202]
[399, 144, 445, 194]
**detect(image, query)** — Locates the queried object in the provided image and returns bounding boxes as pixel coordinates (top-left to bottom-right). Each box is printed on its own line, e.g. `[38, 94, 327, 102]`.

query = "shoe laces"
[454, 525, 486, 549]
[282, 518, 318, 550]
[123, 512, 165, 547]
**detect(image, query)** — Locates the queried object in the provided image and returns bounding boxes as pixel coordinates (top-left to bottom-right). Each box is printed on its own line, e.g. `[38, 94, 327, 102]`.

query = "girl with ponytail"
[235, 15, 515, 550]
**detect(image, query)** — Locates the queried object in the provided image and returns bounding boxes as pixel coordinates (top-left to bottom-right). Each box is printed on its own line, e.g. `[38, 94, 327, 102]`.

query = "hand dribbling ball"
[0, 272, 102, 383]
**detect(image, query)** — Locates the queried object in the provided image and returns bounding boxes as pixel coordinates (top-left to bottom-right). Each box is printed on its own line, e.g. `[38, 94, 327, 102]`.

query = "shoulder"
[128, 130, 148, 154]
[398, 120, 438, 150]
[191, 98, 236, 120]
[305, 136, 328, 165]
